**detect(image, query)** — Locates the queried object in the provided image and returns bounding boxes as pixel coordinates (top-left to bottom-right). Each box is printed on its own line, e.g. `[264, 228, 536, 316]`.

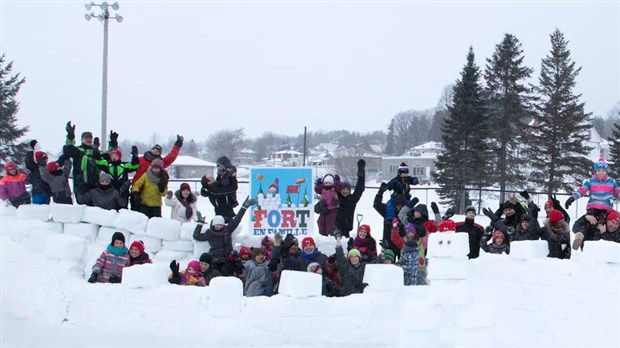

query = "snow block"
[278, 270, 322, 298]
[21, 220, 63, 252]
[427, 232, 469, 258]
[63, 222, 99, 242]
[50, 203, 85, 223]
[180, 221, 199, 240]
[363, 264, 404, 291]
[96, 226, 130, 246]
[510, 240, 549, 259]
[581, 240, 620, 263]
[0, 204, 17, 216]
[82, 206, 118, 227]
[427, 257, 470, 280]
[129, 235, 162, 254]
[1, 214, 19, 241]
[162, 240, 194, 252]
[193, 241, 211, 258]
[16, 204, 50, 221]
[122, 263, 169, 288]
[44, 234, 87, 262]
[113, 209, 148, 235]
[146, 217, 181, 241]
[209, 276, 244, 317]
[152, 249, 191, 263]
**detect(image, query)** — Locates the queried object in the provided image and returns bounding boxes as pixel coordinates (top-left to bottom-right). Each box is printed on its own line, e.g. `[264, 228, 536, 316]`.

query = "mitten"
[484, 225, 493, 236]
[482, 207, 499, 223]
[65, 121, 76, 140]
[131, 145, 139, 156]
[274, 233, 283, 246]
[334, 174, 341, 182]
[109, 275, 121, 284]
[242, 196, 257, 209]
[29, 140, 38, 150]
[430, 202, 440, 215]
[357, 159, 366, 177]
[166, 190, 173, 199]
[87, 272, 98, 283]
[109, 131, 119, 148]
[268, 259, 279, 272]
[315, 178, 323, 186]
[347, 237, 354, 251]
[158, 171, 169, 192]
[93, 137, 100, 148]
[379, 182, 388, 192]
[196, 211, 205, 223]
[443, 207, 455, 220]
[379, 239, 389, 250]
[169, 260, 180, 277]
[175, 134, 184, 147]
[565, 196, 575, 209]
[519, 190, 530, 200]
[411, 177, 419, 185]
[201, 175, 210, 188]
[411, 197, 419, 207]
[130, 192, 141, 206]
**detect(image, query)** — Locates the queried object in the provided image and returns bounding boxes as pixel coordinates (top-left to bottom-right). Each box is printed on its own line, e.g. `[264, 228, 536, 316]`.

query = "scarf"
[146, 169, 160, 184]
[176, 190, 194, 220]
[107, 244, 128, 256]
[301, 248, 319, 260]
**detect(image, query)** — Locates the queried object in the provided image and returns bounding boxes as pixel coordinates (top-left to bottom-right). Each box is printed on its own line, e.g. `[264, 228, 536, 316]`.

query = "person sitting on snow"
[168, 260, 206, 287]
[128, 240, 152, 266]
[244, 248, 273, 297]
[88, 232, 129, 284]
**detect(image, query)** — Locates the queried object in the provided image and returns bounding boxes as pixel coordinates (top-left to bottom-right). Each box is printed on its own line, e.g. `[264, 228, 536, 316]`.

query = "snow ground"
[1, 183, 619, 348]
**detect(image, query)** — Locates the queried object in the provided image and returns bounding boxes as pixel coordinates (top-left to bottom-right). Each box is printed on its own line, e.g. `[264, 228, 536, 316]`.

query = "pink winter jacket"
[92, 248, 130, 283]
[0, 173, 28, 201]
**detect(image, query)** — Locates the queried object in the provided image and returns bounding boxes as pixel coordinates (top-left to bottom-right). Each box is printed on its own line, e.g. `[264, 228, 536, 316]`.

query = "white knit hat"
[212, 215, 225, 225]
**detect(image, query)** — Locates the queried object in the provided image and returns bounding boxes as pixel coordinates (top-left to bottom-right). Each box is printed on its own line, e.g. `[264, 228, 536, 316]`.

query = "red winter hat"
[544, 199, 554, 208]
[438, 219, 456, 232]
[549, 209, 563, 223]
[34, 151, 46, 164]
[240, 246, 252, 259]
[180, 183, 191, 192]
[358, 224, 371, 234]
[46, 162, 60, 173]
[109, 149, 122, 159]
[302, 237, 315, 249]
[130, 240, 145, 254]
[4, 161, 17, 172]
[492, 230, 505, 244]
[607, 210, 620, 223]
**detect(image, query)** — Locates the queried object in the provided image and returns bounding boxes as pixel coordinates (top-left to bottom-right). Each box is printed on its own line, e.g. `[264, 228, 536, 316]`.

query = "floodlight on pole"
[83, 2, 123, 147]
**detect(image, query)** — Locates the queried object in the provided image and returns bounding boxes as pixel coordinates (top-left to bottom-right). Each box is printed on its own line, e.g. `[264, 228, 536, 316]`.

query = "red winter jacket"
[131, 146, 180, 184]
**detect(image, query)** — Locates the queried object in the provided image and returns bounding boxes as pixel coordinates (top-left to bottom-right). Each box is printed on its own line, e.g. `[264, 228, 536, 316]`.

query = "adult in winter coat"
[334, 236, 366, 296]
[128, 240, 152, 266]
[79, 172, 128, 210]
[24, 140, 51, 204]
[455, 206, 485, 259]
[0, 161, 31, 208]
[299, 236, 328, 270]
[192, 197, 256, 274]
[164, 182, 198, 222]
[334, 159, 366, 238]
[88, 232, 130, 284]
[62, 122, 106, 205]
[131, 159, 168, 218]
[198, 253, 222, 286]
[268, 233, 305, 277]
[131, 136, 183, 185]
[99, 132, 139, 197]
[39, 158, 73, 204]
[200, 156, 239, 223]
[168, 260, 206, 286]
[565, 157, 620, 213]
[374, 183, 407, 258]
[493, 194, 528, 229]
[314, 173, 341, 236]
[482, 207, 541, 243]
[541, 209, 570, 259]
[244, 248, 273, 297]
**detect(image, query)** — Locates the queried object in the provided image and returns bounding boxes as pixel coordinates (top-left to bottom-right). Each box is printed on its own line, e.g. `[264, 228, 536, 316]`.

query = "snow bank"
[278, 270, 322, 298]
[122, 263, 169, 288]
[63, 222, 99, 242]
[44, 234, 87, 262]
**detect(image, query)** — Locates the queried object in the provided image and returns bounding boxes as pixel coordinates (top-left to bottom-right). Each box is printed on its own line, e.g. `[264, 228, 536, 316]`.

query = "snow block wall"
[2, 207, 620, 347]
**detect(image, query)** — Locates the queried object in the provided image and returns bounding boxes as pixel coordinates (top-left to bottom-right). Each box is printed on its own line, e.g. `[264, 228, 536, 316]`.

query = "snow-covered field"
[1, 182, 619, 348]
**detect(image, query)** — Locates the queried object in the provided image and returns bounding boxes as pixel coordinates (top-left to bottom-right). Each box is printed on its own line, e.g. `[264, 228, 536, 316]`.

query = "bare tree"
[205, 128, 246, 162]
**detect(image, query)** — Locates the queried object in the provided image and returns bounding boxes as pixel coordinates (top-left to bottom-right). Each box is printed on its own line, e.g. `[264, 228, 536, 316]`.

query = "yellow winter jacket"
[131, 170, 167, 207]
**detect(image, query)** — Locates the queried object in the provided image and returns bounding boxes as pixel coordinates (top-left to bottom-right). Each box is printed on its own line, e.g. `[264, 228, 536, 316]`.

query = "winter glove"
[411, 177, 419, 185]
[158, 171, 169, 192]
[315, 177, 323, 186]
[443, 207, 455, 220]
[29, 140, 38, 150]
[242, 196, 257, 209]
[274, 233, 283, 246]
[334, 174, 341, 182]
[482, 207, 499, 223]
[550, 195, 561, 209]
[565, 196, 575, 209]
[431, 202, 440, 215]
[379, 239, 389, 250]
[169, 260, 180, 277]
[379, 182, 389, 193]
[93, 137, 100, 149]
[109, 275, 121, 284]
[314, 202, 327, 215]
[411, 197, 420, 207]
[87, 272, 99, 283]
[109, 131, 119, 148]
[484, 225, 494, 236]
[196, 211, 205, 223]
[333, 228, 342, 239]
[519, 190, 530, 200]
[201, 175, 210, 188]
[131, 145, 139, 156]
[66, 121, 76, 140]
[175, 134, 184, 147]
[347, 237, 354, 251]
[166, 190, 173, 199]
[130, 192, 141, 207]
[357, 159, 366, 177]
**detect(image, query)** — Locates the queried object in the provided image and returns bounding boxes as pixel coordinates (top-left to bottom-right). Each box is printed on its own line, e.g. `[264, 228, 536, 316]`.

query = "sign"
[249, 167, 314, 236]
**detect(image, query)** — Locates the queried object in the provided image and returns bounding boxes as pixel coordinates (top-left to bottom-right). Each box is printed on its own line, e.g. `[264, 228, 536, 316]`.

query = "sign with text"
[249, 167, 314, 236]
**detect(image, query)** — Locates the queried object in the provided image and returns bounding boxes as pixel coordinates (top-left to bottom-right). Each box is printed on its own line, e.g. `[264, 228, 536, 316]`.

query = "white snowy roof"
[169, 155, 216, 167]
[273, 149, 303, 155]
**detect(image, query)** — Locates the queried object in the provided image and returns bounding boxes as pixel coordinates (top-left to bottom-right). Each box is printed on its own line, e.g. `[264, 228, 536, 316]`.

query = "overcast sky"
[2, 0, 618, 154]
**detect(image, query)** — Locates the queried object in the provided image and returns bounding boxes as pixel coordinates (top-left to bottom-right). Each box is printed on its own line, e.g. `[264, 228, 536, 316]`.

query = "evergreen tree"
[608, 120, 620, 178]
[484, 34, 534, 202]
[384, 119, 395, 155]
[525, 29, 592, 194]
[433, 47, 490, 212]
[0, 54, 28, 164]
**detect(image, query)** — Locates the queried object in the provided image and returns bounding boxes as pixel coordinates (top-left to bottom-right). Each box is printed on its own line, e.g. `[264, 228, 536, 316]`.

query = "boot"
[572, 232, 584, 250]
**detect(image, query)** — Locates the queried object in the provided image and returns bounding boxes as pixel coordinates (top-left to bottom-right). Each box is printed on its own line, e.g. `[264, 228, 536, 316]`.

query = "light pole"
[84, 2, 123, 147]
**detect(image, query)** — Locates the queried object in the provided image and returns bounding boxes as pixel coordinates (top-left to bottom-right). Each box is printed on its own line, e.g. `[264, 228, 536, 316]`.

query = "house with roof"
[167, 155, 217, 179]
[381, 141, 444, 183]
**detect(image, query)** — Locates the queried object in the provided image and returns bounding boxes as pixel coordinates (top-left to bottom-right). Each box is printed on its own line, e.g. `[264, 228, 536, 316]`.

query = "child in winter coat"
[335, 159, 366, 238]
[80, 172, 128, 210]
[394, 223, 427, 286]
[24, 142, 51, 204]
[128, 240, 152, 266]
[314, 174, 341, 236]
[542, 209, 570, 259]
[565, 157, 620, 213]
[300, 236, 328, 270]
[335, 236, 366, 296]
[409, 204, 438, 252]
[352, 224, 378, 262]
[198, 253, 222, 285]
[131, 158, 168, 218]
[260, 236, 274, 261]
[164, 182, 198, 222]
[378, 249, 396, 264]
[39, 158, 73, 204]
[307, 262, 342, 297]
[168, 260, 206, 286]
[244, 248, 273, 297]
[480, 230, 510, 255]
[0, 161, 31, 208]
[88, 232, 130, 283]
[384, 162, 419, 221]
[455, 205, 485, 259]
[200, 155, 239, 223]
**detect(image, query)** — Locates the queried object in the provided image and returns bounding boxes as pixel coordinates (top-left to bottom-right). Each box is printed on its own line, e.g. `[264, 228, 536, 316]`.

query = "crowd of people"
[2, 124, 620, 297]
